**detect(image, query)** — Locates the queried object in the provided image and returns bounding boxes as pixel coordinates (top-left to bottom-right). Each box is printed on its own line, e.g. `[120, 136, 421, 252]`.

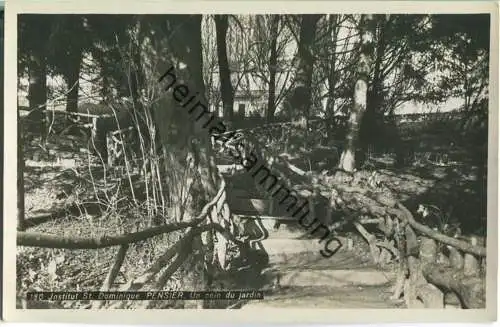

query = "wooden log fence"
[44, 109, 141, 168]
[215, 123, 487, 309]
[17, 178, 246, 309]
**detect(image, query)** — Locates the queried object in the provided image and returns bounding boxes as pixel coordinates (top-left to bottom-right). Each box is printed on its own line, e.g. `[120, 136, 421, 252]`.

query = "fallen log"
[463, 236, 481, 276]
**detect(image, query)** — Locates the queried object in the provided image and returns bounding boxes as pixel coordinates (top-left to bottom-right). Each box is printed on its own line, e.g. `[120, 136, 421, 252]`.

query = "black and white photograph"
[3, 0, 498, 324]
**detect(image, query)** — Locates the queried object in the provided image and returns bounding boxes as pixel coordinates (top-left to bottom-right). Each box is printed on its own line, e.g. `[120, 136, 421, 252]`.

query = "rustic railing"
[17, 178, 243, 309]
[213, 122, 487, 308]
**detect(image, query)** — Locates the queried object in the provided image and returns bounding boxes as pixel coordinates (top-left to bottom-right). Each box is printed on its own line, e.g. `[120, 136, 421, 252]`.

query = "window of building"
[238, 103, 246, 117]
[216, 103, 222, 117]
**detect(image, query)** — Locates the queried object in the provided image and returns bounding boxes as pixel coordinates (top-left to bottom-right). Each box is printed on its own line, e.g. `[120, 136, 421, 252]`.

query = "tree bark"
[22, 16, 52, 142]
[63, 18, 84, 113]
[27, 51, 48, 139]
[289, 15, 321, 140]
[368, 15, 387, 116]
[214, 15, 234, 121]
[65, 55, 81, 113]
[130, 20, 145, 113]
[326, 14, 339, 141]
[266, 15, 279, 123]
[156, 15, 226, 308]
[338, 15, 373, 172]
[359, 15, 392, 165]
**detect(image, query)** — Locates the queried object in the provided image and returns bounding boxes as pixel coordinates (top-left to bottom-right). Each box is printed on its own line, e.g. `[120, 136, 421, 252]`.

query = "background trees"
[17, 13, 490, 175]
[18, 14, 489, 124]
[16, 13, 490, 230]
[17, 13, 490, 207]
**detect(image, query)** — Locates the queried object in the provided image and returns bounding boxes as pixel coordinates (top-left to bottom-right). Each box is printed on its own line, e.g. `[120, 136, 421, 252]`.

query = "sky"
[398, 97, 462, 115]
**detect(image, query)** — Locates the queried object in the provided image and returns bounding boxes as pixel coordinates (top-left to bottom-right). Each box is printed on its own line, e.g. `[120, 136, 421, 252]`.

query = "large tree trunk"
[155, 15, 224, 308]
[27, 52, 48, 140]
[357, 15, 406, 166]
[64, 44, 83, 113]
[266, 15, 279, 123]
[23, 16, 51, 142]
[368, 16, 387, 116]
[58, 17, 85, 113]
[288, 14, 321, 145]
[326, 14, 339, 141]
[214, 15, 234, 122]
[338, 15, 373, 172]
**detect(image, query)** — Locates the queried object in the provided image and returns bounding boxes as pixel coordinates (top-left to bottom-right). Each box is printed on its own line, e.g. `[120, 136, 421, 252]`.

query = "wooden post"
[403, 257, 424, 308]
[404, 237, 444, 308]
[390, 220, 407, 300]
[464, 236, 480, 276]
[269, 194, 275, 216]
[448, 246, 464, 270]
[93, 244, 129, 309]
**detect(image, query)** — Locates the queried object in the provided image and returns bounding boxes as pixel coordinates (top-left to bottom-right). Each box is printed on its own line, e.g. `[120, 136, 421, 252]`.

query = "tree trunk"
[289, 14, 321, 145]
[463, 59, 470, 111]
[64, 46, 82, 113]
[359, 15, 387, 164]
[369, 16, 387, 115]
[27, 52, 48, 140]
[24, 16, 52, 141]
[326, 14, 339, 141]
[338, 15, 373, 172]
[338, 79, 368, 172]
[266, 15, 279, 123]
[214, 15, 234, 121]
[57, 17, 85, 113]
[155, 15, 224, 308]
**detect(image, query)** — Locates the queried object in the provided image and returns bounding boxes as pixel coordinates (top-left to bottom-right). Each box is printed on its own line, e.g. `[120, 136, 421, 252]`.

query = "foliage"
[429, 14, 490, 112]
